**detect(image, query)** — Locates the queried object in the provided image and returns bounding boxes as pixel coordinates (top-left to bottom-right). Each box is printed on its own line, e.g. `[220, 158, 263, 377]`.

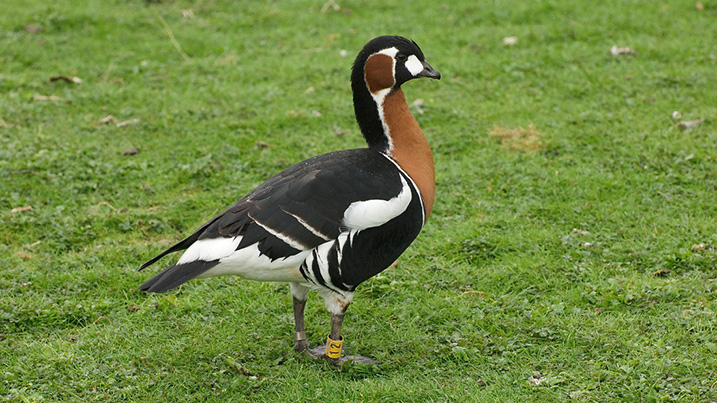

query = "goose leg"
[290, 283, 309, 353]
[292, 296, 308, 352]
[307, 311, 380, 365]
[304, 312, 343, 364]
[298, 289, 378, 365]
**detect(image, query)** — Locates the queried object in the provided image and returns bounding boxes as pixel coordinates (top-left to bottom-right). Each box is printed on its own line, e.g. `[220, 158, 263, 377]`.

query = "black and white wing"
[138, 149, 422, 293]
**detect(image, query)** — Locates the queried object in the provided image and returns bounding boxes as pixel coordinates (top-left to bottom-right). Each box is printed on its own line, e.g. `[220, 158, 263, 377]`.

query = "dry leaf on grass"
[677, 118, 705, 130]
[610, 45, 636, 56]
[528, 373, 545, 387]
[671, 111, 681, 119]
[503, 36, 518, 46]
[691, 243, 711, 252]
[0, 118, 13, 128]
[122, 147, 139, 156]
[25, 24, 42, 33]
[654, 269, 671, 277]
[489, 124, 543, 152]
[99, 115, 116, 124]
[11, 206, 33, 214]
[255, 141, 272, 148]
[33, 95, 63, 101]
[116, 118, 140, 128]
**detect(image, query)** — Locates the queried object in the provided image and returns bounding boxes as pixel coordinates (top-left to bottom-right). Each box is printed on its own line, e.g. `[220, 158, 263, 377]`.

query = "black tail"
[138, 259, 221, 293]
[138, 232, 203, 272]
[138, 239, 192, 272]
[138, 212, 227, 272]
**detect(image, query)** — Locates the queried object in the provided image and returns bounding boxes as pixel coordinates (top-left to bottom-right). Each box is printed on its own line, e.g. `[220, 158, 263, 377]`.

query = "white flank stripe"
[248, 212, 307, 250]
[177, 236, 242, 264]
[342, 175, 412, 230]
[314, 241, 336, 290]
[281, 208, 332, 241]
[381, 154, 426, 224]
[336, 231, 351, 252]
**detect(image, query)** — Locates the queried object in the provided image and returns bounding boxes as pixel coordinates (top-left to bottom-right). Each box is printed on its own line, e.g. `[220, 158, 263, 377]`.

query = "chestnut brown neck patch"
[364, 53, 395, 94]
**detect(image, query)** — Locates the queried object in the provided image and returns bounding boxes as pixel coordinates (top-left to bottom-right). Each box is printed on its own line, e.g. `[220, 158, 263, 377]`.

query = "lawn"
[1, 0, 716, 401]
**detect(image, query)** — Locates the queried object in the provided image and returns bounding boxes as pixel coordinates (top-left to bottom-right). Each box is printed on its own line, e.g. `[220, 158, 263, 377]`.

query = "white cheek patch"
[405, 54, 424, 76]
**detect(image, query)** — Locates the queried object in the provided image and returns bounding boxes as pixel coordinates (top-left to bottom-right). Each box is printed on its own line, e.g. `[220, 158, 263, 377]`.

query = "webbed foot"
[302, 344, 379, 366]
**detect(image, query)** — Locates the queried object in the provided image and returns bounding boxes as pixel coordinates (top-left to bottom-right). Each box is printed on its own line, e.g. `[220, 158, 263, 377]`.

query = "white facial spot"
[378, 47, 399, 58]
[405, 54, 424, 76]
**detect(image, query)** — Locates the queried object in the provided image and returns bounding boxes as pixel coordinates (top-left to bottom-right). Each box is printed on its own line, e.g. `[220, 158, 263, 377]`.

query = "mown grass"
[1, 0, 716, 401]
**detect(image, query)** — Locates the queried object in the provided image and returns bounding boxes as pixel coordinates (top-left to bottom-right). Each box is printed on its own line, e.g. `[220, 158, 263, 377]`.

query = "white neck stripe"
[365, 48, 399, 154]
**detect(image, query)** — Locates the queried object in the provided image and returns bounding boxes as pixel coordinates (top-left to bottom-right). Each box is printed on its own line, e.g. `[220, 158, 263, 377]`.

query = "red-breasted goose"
[139, 35, 440, 364]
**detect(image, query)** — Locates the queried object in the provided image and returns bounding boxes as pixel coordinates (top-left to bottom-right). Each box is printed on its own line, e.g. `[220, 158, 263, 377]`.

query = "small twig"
[100, 59, 115, 83]
[321, 0, 340, 13]
[97, 201, 119, 212]
[460, 290, 486, 297]
[156, 13, 190, 61]
[116, 118, 140, 128]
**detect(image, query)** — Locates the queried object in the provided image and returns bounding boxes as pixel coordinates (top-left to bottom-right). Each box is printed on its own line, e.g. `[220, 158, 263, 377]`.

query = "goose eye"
[396, 53, 408, 62]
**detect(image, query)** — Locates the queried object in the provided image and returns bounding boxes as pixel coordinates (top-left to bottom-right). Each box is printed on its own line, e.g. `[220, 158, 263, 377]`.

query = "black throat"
[351, 57, 390, 153]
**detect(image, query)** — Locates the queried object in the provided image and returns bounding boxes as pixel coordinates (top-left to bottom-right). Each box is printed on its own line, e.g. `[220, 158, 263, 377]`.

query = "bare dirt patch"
[488, 124, 543, 152]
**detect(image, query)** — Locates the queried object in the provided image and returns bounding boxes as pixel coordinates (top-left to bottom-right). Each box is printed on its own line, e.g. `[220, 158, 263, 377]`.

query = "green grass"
[1, 0, 716, 401]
